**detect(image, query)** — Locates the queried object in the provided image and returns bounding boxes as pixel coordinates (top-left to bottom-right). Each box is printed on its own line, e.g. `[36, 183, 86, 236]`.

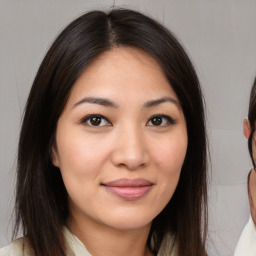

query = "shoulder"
[0, 237, 34, 256]
[234, 216, 256, 256]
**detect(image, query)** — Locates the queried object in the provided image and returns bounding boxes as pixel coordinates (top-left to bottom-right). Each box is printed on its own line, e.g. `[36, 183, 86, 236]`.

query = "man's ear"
[243, 118, 252, 139]
[51, 146, 60, 167]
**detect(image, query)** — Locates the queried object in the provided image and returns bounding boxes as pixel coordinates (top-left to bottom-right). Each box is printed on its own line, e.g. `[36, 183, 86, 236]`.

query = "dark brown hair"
[14, 8, 208, 256]
[247, 77, 256, 168]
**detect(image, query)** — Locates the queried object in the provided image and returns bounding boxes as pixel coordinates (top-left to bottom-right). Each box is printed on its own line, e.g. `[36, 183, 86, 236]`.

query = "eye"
[80, 114, 111, 127]
[147, 115, 176, 127]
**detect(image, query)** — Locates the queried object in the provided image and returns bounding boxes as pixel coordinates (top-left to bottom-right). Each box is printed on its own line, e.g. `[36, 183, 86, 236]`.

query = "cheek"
[252, 143, 256, 162]
[56, 129, 111, 174]
[55, 133, 115, 207]
[153, 135, 187, 172]
[152, 133, 187, 199]
[56, 133, 111, 201]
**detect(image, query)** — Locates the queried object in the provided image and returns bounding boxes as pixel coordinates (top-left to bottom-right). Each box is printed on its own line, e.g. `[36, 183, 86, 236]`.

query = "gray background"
[1, 1, 255, 255]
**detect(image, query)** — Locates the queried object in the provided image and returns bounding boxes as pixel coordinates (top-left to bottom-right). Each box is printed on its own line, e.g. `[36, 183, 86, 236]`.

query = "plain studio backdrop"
[1, 1, 256, 255]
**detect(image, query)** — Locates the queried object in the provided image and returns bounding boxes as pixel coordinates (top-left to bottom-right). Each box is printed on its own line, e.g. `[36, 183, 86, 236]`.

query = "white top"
[234, 216, 256, 256]
[0, 228, 176, 256]
[4, 221, 256, 256]
[0, 228, 91, 256]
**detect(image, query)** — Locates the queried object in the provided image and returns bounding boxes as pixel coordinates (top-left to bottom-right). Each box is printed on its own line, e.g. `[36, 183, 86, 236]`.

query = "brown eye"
[151, 116, 163, 126]
[147, 115, 176, 127]
[81, 114, 111, 127]
[90, 116, 102, 126]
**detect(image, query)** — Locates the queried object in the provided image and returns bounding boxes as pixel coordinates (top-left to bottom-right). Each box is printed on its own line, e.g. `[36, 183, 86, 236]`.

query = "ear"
[51, 146, 60, 167]
[243, 118, 252, 139]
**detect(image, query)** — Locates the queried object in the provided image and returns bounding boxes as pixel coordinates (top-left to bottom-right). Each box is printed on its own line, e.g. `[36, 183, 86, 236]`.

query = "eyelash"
[80, 114, 176, 127]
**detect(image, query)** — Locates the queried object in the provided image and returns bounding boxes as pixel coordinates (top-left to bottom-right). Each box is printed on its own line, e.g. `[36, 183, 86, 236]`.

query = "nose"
[110, 126, 149, 170]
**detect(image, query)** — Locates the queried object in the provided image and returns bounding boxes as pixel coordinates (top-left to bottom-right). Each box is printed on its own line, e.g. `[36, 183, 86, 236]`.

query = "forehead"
[66, 47, 179, 106]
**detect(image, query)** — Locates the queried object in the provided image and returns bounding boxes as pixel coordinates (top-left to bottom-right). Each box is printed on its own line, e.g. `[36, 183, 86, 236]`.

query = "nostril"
[110, 149, 149, 170]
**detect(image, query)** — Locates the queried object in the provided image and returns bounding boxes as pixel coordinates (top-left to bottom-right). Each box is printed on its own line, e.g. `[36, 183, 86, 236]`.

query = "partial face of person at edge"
[52, 47, 188, 232]
[244, 118, 256, 222]
[243, 119, 256, 168]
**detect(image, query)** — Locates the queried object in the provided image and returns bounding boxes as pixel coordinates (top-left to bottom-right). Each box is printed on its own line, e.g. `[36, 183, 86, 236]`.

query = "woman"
[235, 78, 256, 256]
[0, 8, 208, 256]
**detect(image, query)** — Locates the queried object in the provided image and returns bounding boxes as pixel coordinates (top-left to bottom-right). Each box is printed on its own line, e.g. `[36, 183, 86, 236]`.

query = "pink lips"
[102, 178, 153, 200]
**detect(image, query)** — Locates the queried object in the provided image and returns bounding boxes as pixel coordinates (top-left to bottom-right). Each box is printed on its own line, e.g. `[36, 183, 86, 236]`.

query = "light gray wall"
[1, 1, 256, 255]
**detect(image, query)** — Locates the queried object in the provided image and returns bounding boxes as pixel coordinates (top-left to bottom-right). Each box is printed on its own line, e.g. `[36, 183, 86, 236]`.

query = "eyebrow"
[143, 97, 179, 108]
[72, 96, 179, 109]
[73, 97, 119, 109]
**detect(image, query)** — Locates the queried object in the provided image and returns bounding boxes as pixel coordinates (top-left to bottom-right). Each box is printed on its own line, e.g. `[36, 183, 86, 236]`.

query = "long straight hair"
[14, 8, 208, 256]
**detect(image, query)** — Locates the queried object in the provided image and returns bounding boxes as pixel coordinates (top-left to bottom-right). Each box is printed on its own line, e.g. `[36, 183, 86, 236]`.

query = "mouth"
[101, 178, 153, 200]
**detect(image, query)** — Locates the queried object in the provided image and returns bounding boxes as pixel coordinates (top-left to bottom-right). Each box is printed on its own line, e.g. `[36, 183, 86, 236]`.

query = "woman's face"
[52, 48, 187, 231]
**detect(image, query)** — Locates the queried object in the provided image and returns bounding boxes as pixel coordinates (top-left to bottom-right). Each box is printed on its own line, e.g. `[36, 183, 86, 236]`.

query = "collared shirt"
[0, 228, 90, 256]
[234, 215, 256, 256]
[0, 228, 176, 256]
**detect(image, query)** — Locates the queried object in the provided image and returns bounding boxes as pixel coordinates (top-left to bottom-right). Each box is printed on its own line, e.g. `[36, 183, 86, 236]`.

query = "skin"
[243, 119, 256, 225]
[52, 47, 188, 256]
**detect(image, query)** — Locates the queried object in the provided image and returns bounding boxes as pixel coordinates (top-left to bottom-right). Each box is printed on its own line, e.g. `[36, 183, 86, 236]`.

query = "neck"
[67, 215, 154, 256]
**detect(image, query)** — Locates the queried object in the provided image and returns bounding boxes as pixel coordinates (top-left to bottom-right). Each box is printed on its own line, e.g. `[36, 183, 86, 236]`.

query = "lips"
[101, 178, 153, 200]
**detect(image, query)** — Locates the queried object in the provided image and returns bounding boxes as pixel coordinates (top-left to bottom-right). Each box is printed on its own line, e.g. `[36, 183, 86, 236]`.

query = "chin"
[107, 219, 152, 231]
[100, 211, 156, 231]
